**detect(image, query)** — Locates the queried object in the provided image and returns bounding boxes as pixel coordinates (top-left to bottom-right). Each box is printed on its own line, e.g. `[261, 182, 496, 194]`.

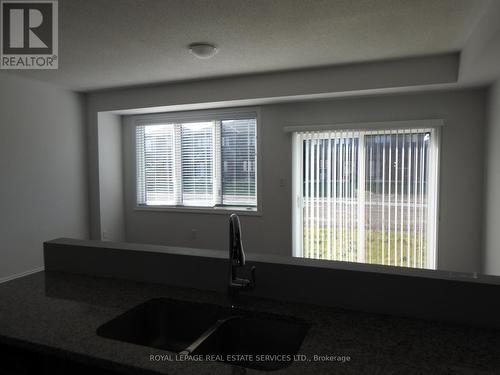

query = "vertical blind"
[136, 118, 257, 208]
[294, 128, 438, 269]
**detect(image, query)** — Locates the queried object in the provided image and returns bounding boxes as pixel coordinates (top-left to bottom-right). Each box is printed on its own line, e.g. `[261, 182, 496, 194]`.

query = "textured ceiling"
[7, 0, 489, 91]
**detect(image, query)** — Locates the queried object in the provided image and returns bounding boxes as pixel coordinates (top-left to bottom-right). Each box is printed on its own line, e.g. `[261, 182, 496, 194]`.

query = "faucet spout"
[228, 213, 255, 304]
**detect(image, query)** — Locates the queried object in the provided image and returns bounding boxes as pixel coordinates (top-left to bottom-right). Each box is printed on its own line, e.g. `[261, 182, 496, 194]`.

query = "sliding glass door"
[292, 127, 439, 270]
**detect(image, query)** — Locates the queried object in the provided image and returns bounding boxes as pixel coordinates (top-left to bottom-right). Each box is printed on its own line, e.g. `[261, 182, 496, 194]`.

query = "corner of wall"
[483, 79, 500, 275]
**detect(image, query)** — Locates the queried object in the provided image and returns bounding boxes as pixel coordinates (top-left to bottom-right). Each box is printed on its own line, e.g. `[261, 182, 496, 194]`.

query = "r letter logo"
[1, 0, 58, 69]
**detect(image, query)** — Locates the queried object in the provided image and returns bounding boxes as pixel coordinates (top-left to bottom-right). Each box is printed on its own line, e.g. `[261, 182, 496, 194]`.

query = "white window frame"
[291, 119, 441, 270]
[129, 107, 262, 216]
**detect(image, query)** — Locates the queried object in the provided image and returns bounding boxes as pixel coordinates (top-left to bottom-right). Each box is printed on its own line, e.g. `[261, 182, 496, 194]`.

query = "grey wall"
[97, 113, 125, 242]
[484, 80, 500, 275]
[117, 89, 486, 273]
[0, 72, 88, 281]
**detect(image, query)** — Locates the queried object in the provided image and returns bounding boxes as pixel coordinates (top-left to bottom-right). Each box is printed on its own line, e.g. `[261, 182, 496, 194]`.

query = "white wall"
[119, 89, 486, 273]
[0, 72, 88, 281]
[97, 113, 125, 242]
[86, 53, 459, 240]
[484, 80, 500, 275]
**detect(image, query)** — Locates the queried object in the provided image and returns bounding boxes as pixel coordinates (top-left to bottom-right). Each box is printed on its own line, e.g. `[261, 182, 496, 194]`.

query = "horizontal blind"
[136, 124, 175, 205]
[297, 128, 434, 269]
[181, 122, 214, 206]
[221, 119, 257, 206]
[135, 114, 258, 209]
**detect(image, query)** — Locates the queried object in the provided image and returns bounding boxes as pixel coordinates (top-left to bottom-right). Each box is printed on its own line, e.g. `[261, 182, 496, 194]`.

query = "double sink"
[97, 298, 309, 371]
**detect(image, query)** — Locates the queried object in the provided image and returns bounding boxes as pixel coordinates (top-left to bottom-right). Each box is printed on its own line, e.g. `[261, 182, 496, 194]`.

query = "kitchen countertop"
[0, 271, 500, 375]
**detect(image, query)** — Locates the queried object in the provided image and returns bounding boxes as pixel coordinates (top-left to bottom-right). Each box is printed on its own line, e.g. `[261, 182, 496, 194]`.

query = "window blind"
[136, 124, 176, 206]
[181, 122, 214, 206]
[221, 119, 257, 206]
[294, 128, 438, 269]
[135, 115, 257, 209]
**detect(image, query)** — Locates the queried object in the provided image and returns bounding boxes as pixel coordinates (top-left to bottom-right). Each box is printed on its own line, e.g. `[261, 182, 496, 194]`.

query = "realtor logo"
[1, 0, 58, 69]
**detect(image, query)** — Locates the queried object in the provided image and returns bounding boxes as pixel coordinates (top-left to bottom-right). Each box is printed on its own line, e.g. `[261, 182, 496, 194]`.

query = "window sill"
[134, 205, 261, 216]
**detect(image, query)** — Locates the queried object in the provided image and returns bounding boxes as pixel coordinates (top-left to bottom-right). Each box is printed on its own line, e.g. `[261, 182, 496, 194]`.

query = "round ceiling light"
[188, 43, 218, 59]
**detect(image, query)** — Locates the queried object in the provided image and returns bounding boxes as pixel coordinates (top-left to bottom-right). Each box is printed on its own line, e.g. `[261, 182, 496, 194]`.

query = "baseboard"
[0, 267, 45, 284]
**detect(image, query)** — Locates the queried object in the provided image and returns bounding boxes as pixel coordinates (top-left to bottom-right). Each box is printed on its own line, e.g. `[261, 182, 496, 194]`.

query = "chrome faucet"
[228, 213, 255, 304]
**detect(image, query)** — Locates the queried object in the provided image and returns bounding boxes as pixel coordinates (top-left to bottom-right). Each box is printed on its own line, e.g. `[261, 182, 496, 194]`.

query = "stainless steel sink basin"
[97, 298, 308, 371]
[96, 298, 229, 352]
[188, 315, 309, 371]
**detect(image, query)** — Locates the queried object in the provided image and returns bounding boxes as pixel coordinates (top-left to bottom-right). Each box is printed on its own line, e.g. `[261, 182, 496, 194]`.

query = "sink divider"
[179, 316, 236, 355]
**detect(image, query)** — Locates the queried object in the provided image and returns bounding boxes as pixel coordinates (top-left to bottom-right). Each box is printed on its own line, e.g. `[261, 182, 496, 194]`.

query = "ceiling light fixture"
[188, 43, 218, 59]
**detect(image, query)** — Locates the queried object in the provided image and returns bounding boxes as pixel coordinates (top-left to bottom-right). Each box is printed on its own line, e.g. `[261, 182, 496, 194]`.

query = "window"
[135, 112, 257, 211]
[292, 125, 440, 270]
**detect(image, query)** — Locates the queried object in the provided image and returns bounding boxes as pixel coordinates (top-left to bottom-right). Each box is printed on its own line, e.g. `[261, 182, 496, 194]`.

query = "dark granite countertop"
[0, 271, 499, 375]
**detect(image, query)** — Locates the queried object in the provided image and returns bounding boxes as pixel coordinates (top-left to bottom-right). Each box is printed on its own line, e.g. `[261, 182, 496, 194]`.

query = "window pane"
[221, 119, 257, 206]
[135, 113, 258, 210]
[364, 132, 429, 268]
[302, 134, 359, 261]
[298, 129, 434, 270]
[137, 124, 175, 205]
[181, 122, 214, 206]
